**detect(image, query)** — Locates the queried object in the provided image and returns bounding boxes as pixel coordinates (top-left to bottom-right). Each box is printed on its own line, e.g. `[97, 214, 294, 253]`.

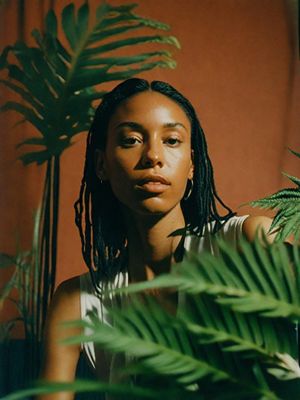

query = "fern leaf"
[282, 172, 300, 188]
[288, 148, 300, 159]
[0, 379, 179, 400]
[62, 296, 291, 399]
[117, 239, 300, 321]
[250, 149, 300, 241]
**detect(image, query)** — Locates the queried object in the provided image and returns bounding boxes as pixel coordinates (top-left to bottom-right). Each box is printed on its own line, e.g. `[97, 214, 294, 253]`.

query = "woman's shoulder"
[206, 214, 249, 239]
[48, 275, 82, 322]
[218, 214, 249, 235]
[56, 275, 81, 292]
[41, 276, 83, 382]
[213, 214, 274, 242]
[185, 215, 247, 253]
[242, 214, 274, 242]
[55, 275, 81, 300]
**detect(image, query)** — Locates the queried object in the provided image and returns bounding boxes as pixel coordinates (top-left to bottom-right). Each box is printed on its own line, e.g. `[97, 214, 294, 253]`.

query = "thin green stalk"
[50, 155, 60, 299]
[33, 179, 47, 341]
[41, 158, 52, 339]
[36, 160, 51, 341]
[30, 206, 42, 366]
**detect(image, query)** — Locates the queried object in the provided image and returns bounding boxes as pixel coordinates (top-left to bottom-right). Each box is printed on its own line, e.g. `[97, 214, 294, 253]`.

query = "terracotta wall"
[1, 0, 299, 325]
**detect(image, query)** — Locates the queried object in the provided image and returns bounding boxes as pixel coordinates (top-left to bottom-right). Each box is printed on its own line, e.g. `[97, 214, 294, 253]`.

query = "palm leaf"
[116, 237, 300, 321]
[250, 149, 300, 242]
[183, 296, 296, 357]
[287, 148, 300, 159]
[4, 238, 299, 398]
[61, 295, 291, 399]
[0, 379, 183, 400]
[250, 190, 300, 242]
[0, 1, 180, 165]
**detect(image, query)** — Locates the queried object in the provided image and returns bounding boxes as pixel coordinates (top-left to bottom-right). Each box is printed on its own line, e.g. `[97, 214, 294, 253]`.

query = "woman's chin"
[126, 198, 182, 218]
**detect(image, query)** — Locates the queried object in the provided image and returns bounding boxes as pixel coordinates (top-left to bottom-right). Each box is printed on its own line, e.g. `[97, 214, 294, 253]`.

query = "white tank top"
[80, 215, 249, 381]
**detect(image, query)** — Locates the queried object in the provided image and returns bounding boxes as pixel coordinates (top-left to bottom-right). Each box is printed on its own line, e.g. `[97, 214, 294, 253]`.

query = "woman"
[39, 78, 274, 399]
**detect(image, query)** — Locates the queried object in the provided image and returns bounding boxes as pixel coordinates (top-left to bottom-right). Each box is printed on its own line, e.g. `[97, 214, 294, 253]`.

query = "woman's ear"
[188, 150, 194, 180]
[95, 149, 108, 181]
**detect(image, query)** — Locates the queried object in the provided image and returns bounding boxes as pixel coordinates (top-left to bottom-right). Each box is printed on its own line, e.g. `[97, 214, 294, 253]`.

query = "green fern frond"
[249, 149, 300, 242]
[282, 172, 300, 188]
[65, 309, 231, 386]
[117, 238, 300, 321]
[61, 295, 292, 399]
[0, 379, 181, 400]
[182, 294, 297, 357]
[6, 237, 300, 399]
[287, 148, 300, 159]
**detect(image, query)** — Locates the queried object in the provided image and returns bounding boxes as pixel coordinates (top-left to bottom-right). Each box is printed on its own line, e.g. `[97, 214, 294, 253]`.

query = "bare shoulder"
[242, 215, 275, 242]
[44, 275, 83, 346]
[52, 276, 81, 313]
[47, 276, 81, 324]
[40, 275, 83, 389]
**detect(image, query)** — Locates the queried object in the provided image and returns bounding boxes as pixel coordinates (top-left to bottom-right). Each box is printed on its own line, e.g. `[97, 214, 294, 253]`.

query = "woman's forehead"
[108, 91, 191, 129]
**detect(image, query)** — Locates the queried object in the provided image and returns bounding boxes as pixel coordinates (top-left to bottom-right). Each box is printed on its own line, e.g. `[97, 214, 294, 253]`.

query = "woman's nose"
[142, 140, 164, 168]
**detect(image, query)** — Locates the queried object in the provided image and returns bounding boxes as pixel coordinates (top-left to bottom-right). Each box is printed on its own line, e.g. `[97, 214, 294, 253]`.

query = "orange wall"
[1, 0, 299, 325]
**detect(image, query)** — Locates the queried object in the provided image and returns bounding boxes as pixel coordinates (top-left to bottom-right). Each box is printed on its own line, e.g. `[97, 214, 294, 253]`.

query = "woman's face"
[96, 91, 194, 217]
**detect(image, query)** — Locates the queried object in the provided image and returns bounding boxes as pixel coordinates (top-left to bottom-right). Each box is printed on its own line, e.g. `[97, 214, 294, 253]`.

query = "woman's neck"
[123, 204, 186, 282]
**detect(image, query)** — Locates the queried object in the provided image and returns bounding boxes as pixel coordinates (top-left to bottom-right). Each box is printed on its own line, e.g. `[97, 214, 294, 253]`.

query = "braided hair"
[74, 78, 235, 287]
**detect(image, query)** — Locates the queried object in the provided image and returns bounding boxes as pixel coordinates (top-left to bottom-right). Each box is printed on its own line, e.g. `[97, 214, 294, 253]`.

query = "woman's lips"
[135, 175, 171, 194]
[137, 181, 170, 193]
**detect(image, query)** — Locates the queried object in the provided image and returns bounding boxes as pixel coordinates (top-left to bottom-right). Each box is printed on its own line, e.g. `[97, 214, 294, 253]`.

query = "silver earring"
[184, 179, 193, 200]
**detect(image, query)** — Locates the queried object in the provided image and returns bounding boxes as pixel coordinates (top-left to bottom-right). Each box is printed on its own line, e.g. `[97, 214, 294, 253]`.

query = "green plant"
[0, 210, 41, 336]
[0, 0, 179, 380]
[3, 236, 300, 400]
[250, 149, 300, 243]
[0, 251, 31, 341]
[0, 210, 41, 382]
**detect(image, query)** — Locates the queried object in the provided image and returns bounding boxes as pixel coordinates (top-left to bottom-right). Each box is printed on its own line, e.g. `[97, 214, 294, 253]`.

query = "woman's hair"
[74, 78, 235, 286]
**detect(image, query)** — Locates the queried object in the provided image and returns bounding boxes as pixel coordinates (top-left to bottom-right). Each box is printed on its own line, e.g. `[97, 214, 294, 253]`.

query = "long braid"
[74, 130, 95, 285]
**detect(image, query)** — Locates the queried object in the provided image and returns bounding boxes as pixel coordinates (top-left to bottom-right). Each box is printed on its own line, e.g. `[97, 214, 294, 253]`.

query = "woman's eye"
[121, 136, 142, 147]
[165, 137, 181, 146]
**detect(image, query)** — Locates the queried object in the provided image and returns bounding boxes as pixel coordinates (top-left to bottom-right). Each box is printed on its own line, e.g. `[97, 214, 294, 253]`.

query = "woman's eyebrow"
[115, 121, 188, 132]
[163, 122, 188, 131]
[115, 121, 144, 131]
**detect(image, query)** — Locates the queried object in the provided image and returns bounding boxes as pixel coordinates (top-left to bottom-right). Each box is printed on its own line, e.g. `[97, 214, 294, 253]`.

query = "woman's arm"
[242, 215, 294, 244]
[37, 276, 82, 400]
